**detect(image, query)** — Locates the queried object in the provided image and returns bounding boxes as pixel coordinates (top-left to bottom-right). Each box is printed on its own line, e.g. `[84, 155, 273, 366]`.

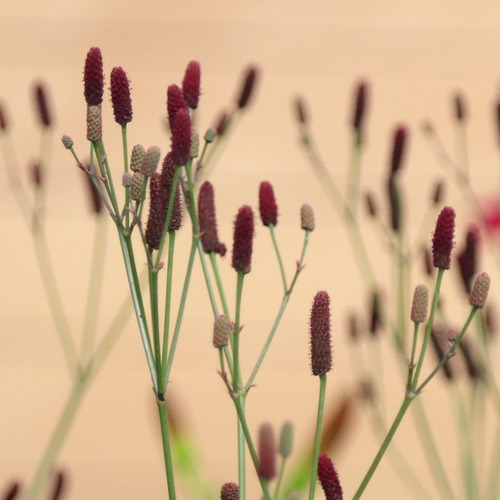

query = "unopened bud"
[204, 128, 216, 143]
[470, 272, 490, 309]
[213, 315, 231, 348]
[130, 144, 145, 172]
[122, 172, 134, 187]
[410, 284, 428, 323]
[278, 421, 294, 459]
[86, 105, 102, 142]
[130, 172, 145, 202]
[61, 135, 73, 149]
[140, 146, 161, 177]
[300, 203, 315, 231]
[190, 130, 199, 158]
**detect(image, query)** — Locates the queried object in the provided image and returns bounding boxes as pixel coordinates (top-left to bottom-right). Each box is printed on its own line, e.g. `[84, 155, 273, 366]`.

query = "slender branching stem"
[269, 224, 288, 293]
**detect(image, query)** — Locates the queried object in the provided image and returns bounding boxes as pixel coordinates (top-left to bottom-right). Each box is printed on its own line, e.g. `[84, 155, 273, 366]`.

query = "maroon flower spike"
[50, 470, 66, 500]
[182, 60, 201, 109]
[430, 329, 454, 380]
[454, 92, 466, 123]
[83, 47, 104, 105]
[167, 84, 188, 130]
[310, 291, 332, 376]
[33, 82, 52, 128]
[259, 181, 278, 226]
[83, 171, 103, 215]
[3, 480, 21, 500]
[0, 102, 8, 130]
[317, 454, 343, 500]
[198, 181, 226, 256]
[231, 205, 255, 274]
[390, 125, 408, 176]
[364, 191, 377, 217]
[432, 206, 456, 270]
[214, 110, 228, 136]
[31, 162, 42, 187]
[258, 423, 277, 481]
[110, 67, 132, 126]
[369, 290, 382, 335]
[236, 66, 258, 109]
[160, 152, 176, 185]
[220, 482, 240, 500]
[352, 80, 368, 138]
[457, 225, 479, 294]
[168, 183, 183, 232]
[294, 96, 308, 125]
[145, 173, 167, 250]
[170, 108, 191, 166]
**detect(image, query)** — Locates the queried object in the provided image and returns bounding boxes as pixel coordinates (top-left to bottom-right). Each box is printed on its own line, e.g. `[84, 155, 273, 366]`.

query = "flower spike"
[231, 205, 255, 274]
[310, 291, 332, 376]
[83, 47, 104, 105]
[182, 60, 201, 109]
[110, 67, 132, 126]
[432, 206, 456, 270]
[259, 181, 278, 226]
[317, 454, 343, 500]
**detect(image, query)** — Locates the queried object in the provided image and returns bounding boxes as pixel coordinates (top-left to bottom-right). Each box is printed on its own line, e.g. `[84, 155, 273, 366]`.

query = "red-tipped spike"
[259, 181, 278, 226]
[258, 423, 277, 480]
[310, 291, 332, 376]
[33, 82, 52, 128]
[198, 181, 226, 256]
[167, 84, 187, 130]
[317, 454, 343, 500]
[145, 173, 166, 250]
[352, 80, 368, 138]
[390, 125, 408, 175]
[236, 66, 258, 109]
[432, 206, 456, 270]
[231, 205, 255, 274]
[182, 61, 201, 109]
[110, 67, 132, 126]
[170, 108, 191, 166]
[83, 47, 104, 105]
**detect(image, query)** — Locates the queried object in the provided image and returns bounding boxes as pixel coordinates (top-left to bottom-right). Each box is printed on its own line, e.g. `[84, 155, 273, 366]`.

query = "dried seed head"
[204, 128, 216, 143]
[86, 105, 102, 142]
[110, 66, 132, 126]
[236, 66, 258, 109]
[190, 130, 199, 158]
[130, 144, 146, 172]
[258, 423, 276, 481]
[167, 84, 187, 130]
[213, 315, 231, 348]
[300, 203, 315, 231]
[130, 172, 145, 202]
[317, 454, 343, 500]
[454, 92, 466, 122]
[140, 146, 161, 177]
[352, 80, 368, 139]
[411, 284, 428, 324]
[182, 60, 201, 109]
[170, 108, 191, 166]
[83, 47, 104, 105]
[259, 181, 278, 226]
[145, 173, 166, 250]
[198, 181, 226, 256]
[61, 135, 73, 149]
[231, 205, 255, 273]
[390, 125, 408, 176]
[220, 482, 240, 500]
[432, 206, 456, 270]
[0, 102, 8, 131]
[310, 291, 332, 376]
[470, 272, 490, 309]
[278, 421, 294, 459]
[294, 96, 308, 125]
[33, 82, 52, 128]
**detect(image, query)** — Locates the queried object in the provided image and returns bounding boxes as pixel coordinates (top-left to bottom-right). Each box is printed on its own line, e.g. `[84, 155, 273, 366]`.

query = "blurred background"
[2, 1, 500, 498]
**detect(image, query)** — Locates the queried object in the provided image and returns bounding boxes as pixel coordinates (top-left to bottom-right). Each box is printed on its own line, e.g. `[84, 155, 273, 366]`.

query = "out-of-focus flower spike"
[61, 135, 73, 150]
[30, 162, 42, 187]
[432, 206, 456, 270]
[33, 82, 53, 128]
[364, 191, 377, 217]
[231, 205, 255, 274]
[170, 108, 191, 166]
[485, 304, 496, 339]
[86, 105, 102, 142]
[130, 144, 145, 172]
[422, 246, 434, 276]
[459, 339, 483, 381]
[430, 329, 454, 380]
[259, 181, 278, 227]
[258, 423, 277, 481]
[431, 180, 445, 205]
[204, 128, 216, 143]
[390, 125, 408, 176]
[317, 454, 343, 500]
[50, 470, 66, 500]
[122, 172, 133, 188]
[214, 110, 228, 137]
[352, 80, 368, 140]
[198, 181, 226, 256]
[213, 315, 230, 348]
[457, 225, 479, 294]
[410, 284, 428, 324]
[300, 203, 315, 231]
[454, 92, 466, 123]
[387, 177, 402, 232]
[110, 66, 132, 126]
[130, 172, 145, 202]
[278, 421, 294, 459]
[83, 171, 103, 214]
[167, 84, 187, 130]
[2, 480, 21, 500]
[294, 96, 308, 125]
[369, 290, 382, 335]
[236, 65, 259, 109]
[139, 146, 161, 177]
[310, 291, 332, 376]
[0, 102, 8, 131]
[182, 60, 201, 109]
[83, 47, 104, 106]
[220, 482, 240, 500]
[470, 272, 490, 309]
[347, 313, 362, 342]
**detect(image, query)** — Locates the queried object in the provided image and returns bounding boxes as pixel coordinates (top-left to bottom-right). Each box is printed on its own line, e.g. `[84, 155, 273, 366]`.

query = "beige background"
[1, 1, 500, 498]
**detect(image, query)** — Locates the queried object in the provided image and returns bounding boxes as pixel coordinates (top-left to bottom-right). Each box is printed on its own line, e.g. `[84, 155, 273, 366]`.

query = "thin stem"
[157, 399, 177, 499]
[209, 252, 230, 318]
[161, 231, 176, 371]
[269, 225, 288, 293]
[148, 264, 162, 390]
[346, 134, 362, 219]
[121, 124, 130, 230]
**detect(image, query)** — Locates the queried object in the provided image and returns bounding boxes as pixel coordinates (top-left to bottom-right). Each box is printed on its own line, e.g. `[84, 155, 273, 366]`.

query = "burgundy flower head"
[167, 84, 188, 130]
[145, 173, 167, 250]
[258, 423, 276, 481]
[432, 206, 456, 270]
[352, 80, 368, 137]
[231, 205, 255, 274]
[170, 108, 192, 166]
[317, 454, 343, 500]
[110, 67, 132, 126]
[214, 110, 228, 136]
[310, 291, 332, 376]
[457, 225, 480, 294]
[236, 66, 258, 109]
[259, 181, 278, 226]
[220, 482, 240, 500]
[390, 125, 408, 176]
[454, 92, 466, 122]
[198, 181, 226, 256]
[83, 170, 103, 215]
[33, 82, 52, 128]
[83, 47, 104, 105]
[182, 60, 201, 109]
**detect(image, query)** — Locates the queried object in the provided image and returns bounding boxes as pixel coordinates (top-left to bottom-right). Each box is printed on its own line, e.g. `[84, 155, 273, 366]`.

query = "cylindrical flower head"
[213, 315, 230, 348]
[33, 82, 52, 128]
[168, 183, 183, 232]
[236, 66, 258, 109]
[432, 206, 456, 270]
[130, 172, 145, 202]
[457, 225, 479, 294]
[204, 128, 217, 143]
[83, 47, 104, 105]
[410, 284, 428, 324]
[190, 130, 199, 158]
[430, 329, 454, 380]
[454, 92, 466, 122]
[259, 181, 278, 226]
[3, 481, 20, 500]
[220, 482, 240, 500]
[352, 80, 368, 137]
[182, 60, 201, 109]
[139, 146, 161, 177]
[215, 111, 228, 136]
[170, 108, 191, 166]
[110, 66, 132, 126]
[387, 177, 401, 232]
[50, 470, 66, 500]
[317, 454, 343, 500]
[369, 290, 382, 335]
[231, 205, 255, 273]
[364, 192, 377, 217]
[167, 84, 188, 130]
[294, 96, 308, 125]
[257, 423, 276, 481]
[278, 421, 294, 459]
[390, 125, 408, 176]
[31, 162, 42, 187]
[459, 339, 482, 381]
[309, 291, 332, 376]
[145, 173, 167, 250]
[300, 203, 315, 231]
[86, 105, 102, 142]
[130, 144, 145, 172]
[470, 272, 490, 309]
[198, 181, 226, 256]
[0, 102, 8, 130]
[432, 180, 445, 205]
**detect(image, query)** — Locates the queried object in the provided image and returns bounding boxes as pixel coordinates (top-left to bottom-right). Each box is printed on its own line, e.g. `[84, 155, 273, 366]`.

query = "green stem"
[269, 225, 288, 293]
[148, 264, 162, 390]
[209, 252, 230, 318]
[161, 231, 176, 371]
[157, 399, 176, 499]
[121, 124, 130, 230]
[346, 133, 362, 219]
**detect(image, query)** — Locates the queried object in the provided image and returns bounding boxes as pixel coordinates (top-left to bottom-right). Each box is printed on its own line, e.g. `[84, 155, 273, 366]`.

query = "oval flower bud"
[110, 66, 133, 126]
[310, 291, 332, 376]
[83, 47, 104, 106]
[259, 181, 278, 226]
[231, 205, 255, 274]
[470, 272, 490, 309]
[410, 284, 428, 324]
[432, 206, 456, 270]
[300, 203, 315, 231]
